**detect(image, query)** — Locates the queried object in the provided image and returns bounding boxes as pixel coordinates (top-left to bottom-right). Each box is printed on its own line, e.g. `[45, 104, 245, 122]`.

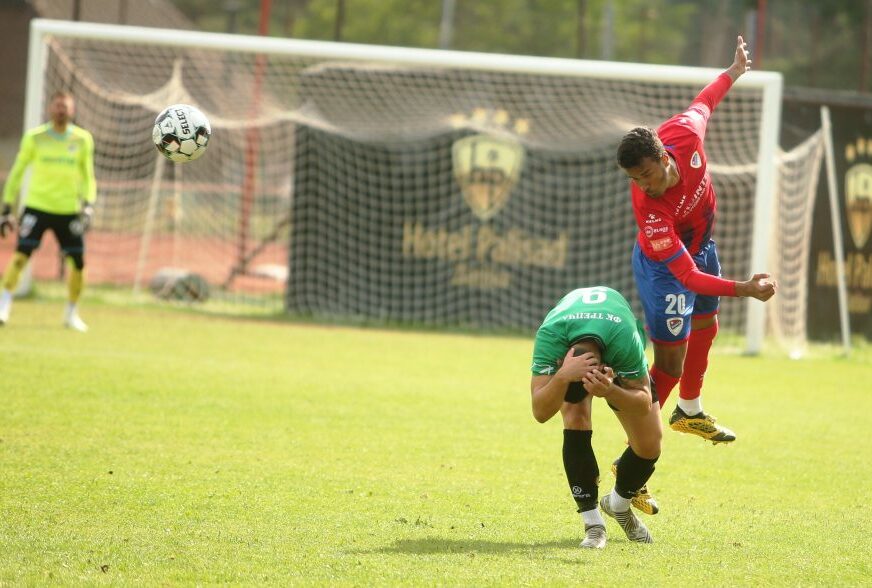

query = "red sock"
[679, 322, 718, 400]
[650, 366, 680, 408]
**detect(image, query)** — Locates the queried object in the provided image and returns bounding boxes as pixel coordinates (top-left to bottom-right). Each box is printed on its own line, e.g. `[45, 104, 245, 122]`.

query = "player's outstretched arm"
[726, 35, 752, 82]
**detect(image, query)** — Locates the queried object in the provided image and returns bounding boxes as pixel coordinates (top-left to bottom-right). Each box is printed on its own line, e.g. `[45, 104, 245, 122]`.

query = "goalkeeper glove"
[0, 204, 15, 239]
[70, 204, 94, 236]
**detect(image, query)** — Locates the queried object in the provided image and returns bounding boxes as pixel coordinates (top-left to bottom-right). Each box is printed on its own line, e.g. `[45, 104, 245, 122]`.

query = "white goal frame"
[25, 18, 783, 353]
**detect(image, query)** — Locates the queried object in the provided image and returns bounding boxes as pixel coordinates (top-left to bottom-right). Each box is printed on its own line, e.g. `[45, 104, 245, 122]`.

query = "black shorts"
[564, 376, 659, 409]
[16, 207, 84, 257]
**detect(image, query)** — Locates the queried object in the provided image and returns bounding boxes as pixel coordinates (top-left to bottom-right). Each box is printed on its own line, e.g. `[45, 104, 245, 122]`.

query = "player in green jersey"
[0, 91, 96, 332]
[530, 286, 662, 548]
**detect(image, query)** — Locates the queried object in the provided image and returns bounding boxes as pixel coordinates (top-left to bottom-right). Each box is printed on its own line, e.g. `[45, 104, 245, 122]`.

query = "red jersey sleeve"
[665, 248, 737, 297]
[677, 72, 733, 140]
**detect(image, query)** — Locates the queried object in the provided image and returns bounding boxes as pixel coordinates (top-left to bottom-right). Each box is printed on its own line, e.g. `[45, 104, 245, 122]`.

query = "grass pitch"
[1, 297, 870, 585]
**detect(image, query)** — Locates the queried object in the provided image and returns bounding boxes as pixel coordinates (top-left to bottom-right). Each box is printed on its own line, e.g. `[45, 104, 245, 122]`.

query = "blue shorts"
[632, 240, 721, 344]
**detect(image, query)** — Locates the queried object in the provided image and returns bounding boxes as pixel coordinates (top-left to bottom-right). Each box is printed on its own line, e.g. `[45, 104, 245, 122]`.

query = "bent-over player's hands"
[581, 366, 616, 398]
[556, 348, 599, 383]
[0, 204, 16, 239]
[737, 272, 777, 301]
[728, 35, 752, 81]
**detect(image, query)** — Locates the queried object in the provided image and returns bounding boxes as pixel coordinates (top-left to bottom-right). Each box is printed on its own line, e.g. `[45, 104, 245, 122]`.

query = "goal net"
[17, 19, 816, 351]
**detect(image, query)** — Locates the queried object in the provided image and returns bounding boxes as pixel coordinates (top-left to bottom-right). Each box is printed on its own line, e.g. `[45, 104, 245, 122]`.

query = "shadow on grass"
[352, 537, 582, 555]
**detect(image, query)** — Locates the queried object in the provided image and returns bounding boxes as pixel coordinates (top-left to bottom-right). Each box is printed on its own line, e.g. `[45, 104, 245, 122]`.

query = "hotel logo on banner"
[844, 137, 872, 249]
[450, 108, 528, 221]
[400, 109, 568, 290]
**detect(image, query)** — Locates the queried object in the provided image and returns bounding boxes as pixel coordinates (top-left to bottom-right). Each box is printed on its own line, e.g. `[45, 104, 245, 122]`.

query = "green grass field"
[1, 296, 871, 585]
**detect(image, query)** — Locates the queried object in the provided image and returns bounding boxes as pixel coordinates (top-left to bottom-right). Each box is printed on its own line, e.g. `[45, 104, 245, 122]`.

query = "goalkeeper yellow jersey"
[2, 122, 96, 215]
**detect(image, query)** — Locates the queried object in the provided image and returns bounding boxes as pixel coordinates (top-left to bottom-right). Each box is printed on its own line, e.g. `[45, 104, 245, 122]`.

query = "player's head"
[616, 126, 671, 198]
[49, 91, 75, 127]
[569, 337, 603, 365]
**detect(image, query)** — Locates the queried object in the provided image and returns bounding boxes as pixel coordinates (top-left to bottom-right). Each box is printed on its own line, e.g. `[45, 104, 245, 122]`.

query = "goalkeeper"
[530, 286, 661, 549]
[0, 91, 96, 332]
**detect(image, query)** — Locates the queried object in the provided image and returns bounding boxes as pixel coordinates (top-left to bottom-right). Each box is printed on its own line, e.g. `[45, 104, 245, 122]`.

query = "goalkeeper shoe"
[579, 524, 606, 549]
[611, 460, 659, 515]
[600, 493, 653, 544]
[669, 407, 736, 444]
[0, 293, 10, 325]
[63, 310, 89, 333]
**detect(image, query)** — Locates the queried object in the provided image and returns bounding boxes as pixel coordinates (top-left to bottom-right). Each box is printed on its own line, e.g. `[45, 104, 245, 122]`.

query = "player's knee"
[561, 400, 592, 429]
[691, 314, 718, 331]
[633, 437, 661, 460]
[653, 346, 685, 377]
[630, 424, 662, 459]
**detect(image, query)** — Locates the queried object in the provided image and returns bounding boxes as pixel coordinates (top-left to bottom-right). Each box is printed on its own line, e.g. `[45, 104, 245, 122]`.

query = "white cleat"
[600, 493, 653, 543]
[580, 524, 607, 549]
[0, 291, 12, 325]
[64, 312, 89, 333]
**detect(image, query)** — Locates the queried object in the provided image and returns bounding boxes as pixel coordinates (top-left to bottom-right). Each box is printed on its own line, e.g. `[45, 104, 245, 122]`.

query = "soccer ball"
[152, 104, 211, 162]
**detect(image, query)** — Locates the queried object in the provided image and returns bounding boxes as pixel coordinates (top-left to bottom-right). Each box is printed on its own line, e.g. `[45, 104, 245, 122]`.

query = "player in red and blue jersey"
[616, 36, 776, 444]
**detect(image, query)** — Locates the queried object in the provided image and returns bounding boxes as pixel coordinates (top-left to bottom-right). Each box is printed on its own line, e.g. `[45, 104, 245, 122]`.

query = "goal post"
[22, 18, 790, 348]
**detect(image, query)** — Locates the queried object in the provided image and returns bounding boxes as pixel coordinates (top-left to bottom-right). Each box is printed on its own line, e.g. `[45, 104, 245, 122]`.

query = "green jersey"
[531, 287, 648, 380]
[3, 123, 96, 215]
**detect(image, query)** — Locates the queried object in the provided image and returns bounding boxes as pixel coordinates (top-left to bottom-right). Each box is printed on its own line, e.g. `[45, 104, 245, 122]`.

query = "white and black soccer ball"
[152, 104, 211, 162]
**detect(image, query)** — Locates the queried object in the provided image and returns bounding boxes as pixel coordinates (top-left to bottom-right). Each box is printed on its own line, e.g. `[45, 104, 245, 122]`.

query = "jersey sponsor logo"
[644, 213, 662, 224]
[644, 225, 669, 238]
[690, 151, 702, 169]
[650, 236, 673, 251]
[666, 317, 684, 336]
[673, 194, 687, 216]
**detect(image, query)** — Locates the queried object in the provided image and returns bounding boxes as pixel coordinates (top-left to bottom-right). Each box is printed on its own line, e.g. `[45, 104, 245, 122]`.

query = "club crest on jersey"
[666, 317, 684, 336]
[451, 108, 528, 221]
[690, 151, 702, 169]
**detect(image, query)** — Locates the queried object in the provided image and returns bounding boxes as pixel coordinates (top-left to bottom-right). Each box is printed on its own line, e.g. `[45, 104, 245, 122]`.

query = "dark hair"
[569, 336, 604, 358]
[616, 126, 664, 169]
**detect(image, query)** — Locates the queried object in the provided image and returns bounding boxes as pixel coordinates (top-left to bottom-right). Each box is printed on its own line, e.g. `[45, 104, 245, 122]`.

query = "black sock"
[562, 429, 599, 512]
[615, 446, 658, 499]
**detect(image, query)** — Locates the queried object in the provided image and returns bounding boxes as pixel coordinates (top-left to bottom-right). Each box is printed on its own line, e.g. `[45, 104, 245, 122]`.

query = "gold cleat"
[669, 407, 736, 444]
[611, 461, 659, 515]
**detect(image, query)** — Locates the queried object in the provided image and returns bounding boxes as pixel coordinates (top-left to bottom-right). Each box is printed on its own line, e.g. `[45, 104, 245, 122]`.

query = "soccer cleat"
[0, 290, 12, 325]
[579, 524, 607, 549]
[611, 460, 659, 515]
[669, 406, 736, 444]
[600, 493, 653, 544]
[64, 311, 89, 333]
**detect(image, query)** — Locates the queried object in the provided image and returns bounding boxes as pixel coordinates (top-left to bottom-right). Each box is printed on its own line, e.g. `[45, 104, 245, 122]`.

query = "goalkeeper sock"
[2, 252, 29, 291]
[67, 261, 84, 303]
[563, 429, 599, 513]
